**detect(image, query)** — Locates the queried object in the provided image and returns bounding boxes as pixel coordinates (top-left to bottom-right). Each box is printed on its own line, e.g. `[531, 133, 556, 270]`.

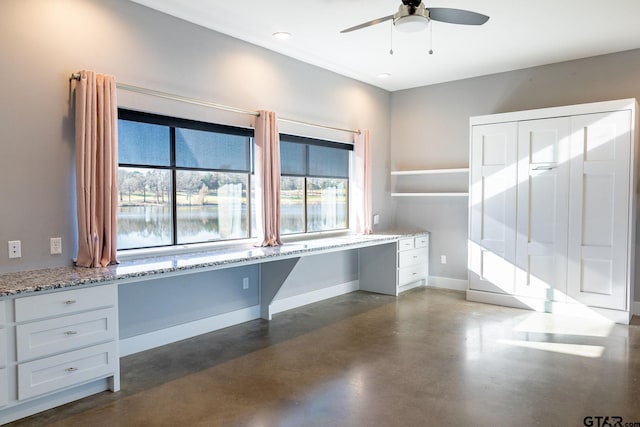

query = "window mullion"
[170, 127, 178, 246]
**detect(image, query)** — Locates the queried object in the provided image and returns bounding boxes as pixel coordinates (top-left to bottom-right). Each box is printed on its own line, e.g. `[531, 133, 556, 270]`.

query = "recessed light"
[378, 73, 391, 79]
[272, 32, 291, 40]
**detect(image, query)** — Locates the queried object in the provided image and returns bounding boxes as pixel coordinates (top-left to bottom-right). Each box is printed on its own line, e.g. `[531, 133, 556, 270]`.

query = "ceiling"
[130, 0, 640, 92]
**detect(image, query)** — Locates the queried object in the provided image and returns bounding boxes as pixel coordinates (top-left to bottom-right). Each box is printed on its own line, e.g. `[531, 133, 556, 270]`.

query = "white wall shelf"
[391, 167, 469, 176]
[391, 167, 469, 197]
[391, 192, 469, 197]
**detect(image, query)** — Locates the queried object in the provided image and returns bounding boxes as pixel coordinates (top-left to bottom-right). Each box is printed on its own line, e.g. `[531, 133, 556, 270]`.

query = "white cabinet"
[359, 233, 430, 295]
[18, 342, 117, 400]
[468, 99, 637, 323]
[468, 122, 517, 295]
[0, 301, 7, 408]
[515, 117, 571, 301]
[13, 286, 119, 400]
[397, 236, 429, 291]
[567, 111, 633, 310]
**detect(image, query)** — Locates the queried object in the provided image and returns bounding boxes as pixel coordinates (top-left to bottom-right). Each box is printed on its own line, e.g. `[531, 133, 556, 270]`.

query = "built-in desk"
[0, 231, 428, 423]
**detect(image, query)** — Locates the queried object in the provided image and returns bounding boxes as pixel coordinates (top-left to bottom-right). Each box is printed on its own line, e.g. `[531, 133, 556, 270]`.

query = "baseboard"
[427, 276, 468, 292]
[632, 301, 640, 317]
[269, 280, 360, 317]
[0, 379, 110, 425]
[119, 305, 261, 356]
[466, 290, 631, 324]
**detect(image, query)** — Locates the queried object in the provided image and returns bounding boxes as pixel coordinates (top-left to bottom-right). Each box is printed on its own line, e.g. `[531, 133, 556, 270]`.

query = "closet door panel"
[469, 122, 517, 294]
[567, 111, 631, 310]
[515, 118, 570, 301]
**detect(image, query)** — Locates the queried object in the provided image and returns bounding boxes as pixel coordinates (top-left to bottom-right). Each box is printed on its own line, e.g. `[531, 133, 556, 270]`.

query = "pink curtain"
[254, 110, 282, 246]
[354, 129, 373, 234]
[74, 70, 119, 267]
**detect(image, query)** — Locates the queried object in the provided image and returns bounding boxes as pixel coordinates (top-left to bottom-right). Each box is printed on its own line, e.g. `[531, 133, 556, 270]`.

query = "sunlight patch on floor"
[512, 312, 614, 338]
[498, 339, 605, 358]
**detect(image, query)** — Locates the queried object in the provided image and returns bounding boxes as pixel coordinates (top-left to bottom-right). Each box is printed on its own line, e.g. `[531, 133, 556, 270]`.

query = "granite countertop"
[0, 231, 428, 298]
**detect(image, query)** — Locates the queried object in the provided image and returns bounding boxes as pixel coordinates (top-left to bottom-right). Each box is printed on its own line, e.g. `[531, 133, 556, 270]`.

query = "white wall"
[391, 48, 640, 300]
[0, 0, 392, 273]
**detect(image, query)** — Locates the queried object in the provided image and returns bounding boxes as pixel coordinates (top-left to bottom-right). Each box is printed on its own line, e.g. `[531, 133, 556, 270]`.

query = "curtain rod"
[70, 73, 361, 136]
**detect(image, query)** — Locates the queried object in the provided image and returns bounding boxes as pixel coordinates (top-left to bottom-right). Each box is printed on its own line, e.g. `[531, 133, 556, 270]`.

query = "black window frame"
[117, 108, 254, 250]
[279, 133, 352, 235]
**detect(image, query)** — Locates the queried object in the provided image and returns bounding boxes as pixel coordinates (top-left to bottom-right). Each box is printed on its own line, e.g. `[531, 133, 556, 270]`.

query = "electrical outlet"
[242, 277, 249, 290]
[373, 214, 380, 225]
[8, 240, 21, 259]
[50, 237, 62, 255]
[440, 255, 447, 265]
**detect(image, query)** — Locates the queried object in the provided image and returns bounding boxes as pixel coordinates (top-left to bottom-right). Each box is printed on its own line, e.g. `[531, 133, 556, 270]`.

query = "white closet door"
[515, 118, 570, 301]
[567, 111, 632, 310]
[469, 122, 518, 294]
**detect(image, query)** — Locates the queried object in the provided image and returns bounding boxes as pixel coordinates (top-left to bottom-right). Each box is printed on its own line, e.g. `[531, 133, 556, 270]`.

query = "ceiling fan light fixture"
[394, 15, 429, 33]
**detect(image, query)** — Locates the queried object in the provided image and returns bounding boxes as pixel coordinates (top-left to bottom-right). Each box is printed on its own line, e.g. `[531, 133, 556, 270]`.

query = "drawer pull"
[65, 367, 78, 373]
[64, 300, 77, 305]
[64, 331, 78, 336]
[412, 273, 417, 276]
[413, 255, 418, 258]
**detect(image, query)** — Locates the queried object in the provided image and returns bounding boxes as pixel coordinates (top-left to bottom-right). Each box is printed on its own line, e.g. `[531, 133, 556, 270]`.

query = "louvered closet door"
[469, 122, 518, 294]
[567, 111, 632, 310]
[515, 118, 570, 301]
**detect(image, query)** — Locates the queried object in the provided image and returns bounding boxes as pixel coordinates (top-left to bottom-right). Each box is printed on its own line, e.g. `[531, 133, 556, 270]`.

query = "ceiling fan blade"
[427, 8, 489, 25]
[340, 15, 393, 33]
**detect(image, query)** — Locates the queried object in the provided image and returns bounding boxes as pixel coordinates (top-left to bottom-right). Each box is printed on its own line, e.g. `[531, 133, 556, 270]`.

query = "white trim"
[470, 98, 636, 126]
[466, 290, 631, 324]
[119, 305, 261, 356]
[428, 276, 468, 292]
[269, 280, 360, 317]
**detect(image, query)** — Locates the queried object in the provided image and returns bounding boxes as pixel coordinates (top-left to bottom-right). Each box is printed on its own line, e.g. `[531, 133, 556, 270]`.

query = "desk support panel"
[260, 257, 301, 320]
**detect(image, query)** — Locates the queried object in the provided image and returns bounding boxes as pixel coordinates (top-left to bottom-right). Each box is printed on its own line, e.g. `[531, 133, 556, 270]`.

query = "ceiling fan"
[341, 0, 490, 34]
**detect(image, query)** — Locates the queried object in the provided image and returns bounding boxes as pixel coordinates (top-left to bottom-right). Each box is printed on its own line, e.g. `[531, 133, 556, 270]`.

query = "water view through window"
[117, 110, 351, 250]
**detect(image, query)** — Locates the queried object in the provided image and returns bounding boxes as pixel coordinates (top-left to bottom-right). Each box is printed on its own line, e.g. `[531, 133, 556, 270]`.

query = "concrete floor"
[8, 288, 640, 426]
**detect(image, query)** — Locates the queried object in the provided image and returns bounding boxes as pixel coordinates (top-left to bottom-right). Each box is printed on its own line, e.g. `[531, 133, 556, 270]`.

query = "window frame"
[279, 133, 352, 235]
[117, 108, 254, 251]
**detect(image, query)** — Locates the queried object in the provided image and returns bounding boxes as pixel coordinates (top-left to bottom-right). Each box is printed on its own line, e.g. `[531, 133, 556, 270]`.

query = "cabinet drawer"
[0, 368, 7, 407]
[0, 300, 6, 323]
[398, 264, 427, 287]
[398, 248, 428, 268]
[18, 342, 117, 400]
[398, 238, 415, 251]
[0, 327, 6, 367]
[414, 235, 429, 248]
[17, 307, 117, 361]
[15, 285, 116, 322]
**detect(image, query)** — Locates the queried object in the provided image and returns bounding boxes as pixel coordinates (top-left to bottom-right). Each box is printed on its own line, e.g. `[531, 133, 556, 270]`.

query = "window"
[280, 135, 351, 234]
[117, 109, 253, 250]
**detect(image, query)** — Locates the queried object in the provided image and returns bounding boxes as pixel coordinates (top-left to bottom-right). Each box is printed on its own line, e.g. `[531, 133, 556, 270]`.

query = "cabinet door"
[567, 111, 632, 310]
[469, 122, 518, 294]
[515, 118, 570, 301]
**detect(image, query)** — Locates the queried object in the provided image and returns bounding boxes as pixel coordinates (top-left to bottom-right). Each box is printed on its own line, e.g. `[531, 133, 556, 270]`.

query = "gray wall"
[391, 49, 640, 299]
[0, 0, 392, 273]
[272, 250, 359, 300]
[119, 265, 259, 338]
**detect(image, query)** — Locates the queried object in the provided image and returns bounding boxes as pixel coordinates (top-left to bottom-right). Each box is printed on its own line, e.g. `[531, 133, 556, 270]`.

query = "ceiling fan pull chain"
[428, 20, 434, 55]
[389, 22, 394, 55]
